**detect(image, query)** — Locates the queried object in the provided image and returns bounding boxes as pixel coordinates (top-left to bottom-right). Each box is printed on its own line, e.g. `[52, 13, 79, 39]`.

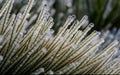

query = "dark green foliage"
[73, 0, 120, 30]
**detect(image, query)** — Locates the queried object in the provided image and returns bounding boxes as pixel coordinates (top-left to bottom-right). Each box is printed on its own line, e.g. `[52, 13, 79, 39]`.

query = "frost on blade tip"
[89, 23, 94, 28]
[67, 15, 76, 22]
[83, 15, 88, 20]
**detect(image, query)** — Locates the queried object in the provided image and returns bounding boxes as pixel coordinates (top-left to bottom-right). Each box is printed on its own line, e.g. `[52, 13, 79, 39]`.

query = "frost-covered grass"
[0, 0, 120, 74]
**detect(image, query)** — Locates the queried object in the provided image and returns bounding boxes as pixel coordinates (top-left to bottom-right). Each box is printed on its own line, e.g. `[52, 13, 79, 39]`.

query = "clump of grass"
[0, 0, 120, 74]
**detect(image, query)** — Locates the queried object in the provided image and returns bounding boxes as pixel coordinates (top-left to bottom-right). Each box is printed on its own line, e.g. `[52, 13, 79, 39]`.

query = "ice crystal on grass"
[0, 0, 120, 74]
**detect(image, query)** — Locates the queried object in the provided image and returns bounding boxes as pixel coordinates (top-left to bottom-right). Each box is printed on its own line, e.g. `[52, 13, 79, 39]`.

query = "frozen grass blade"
[0, 0, 120, 74]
